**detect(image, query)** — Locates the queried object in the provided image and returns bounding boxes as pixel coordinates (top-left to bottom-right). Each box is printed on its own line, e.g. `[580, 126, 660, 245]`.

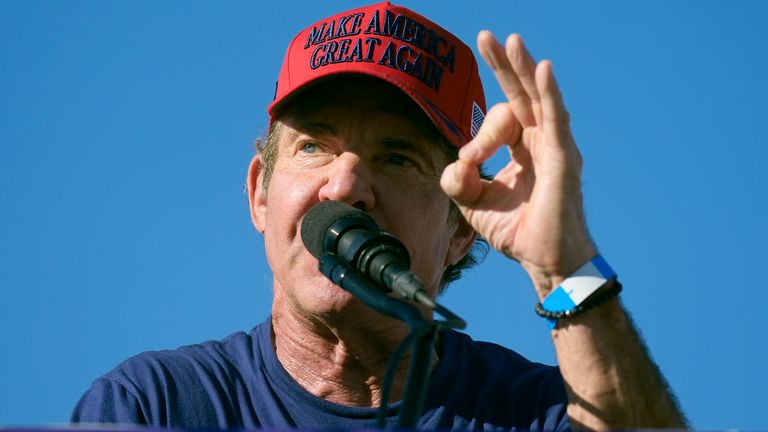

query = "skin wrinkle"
[272, 290, 424, 406]
[274, 311, 411, 406]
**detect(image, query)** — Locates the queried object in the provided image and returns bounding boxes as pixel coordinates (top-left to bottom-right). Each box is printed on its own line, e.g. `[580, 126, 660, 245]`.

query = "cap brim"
[267, 69, 469, 149]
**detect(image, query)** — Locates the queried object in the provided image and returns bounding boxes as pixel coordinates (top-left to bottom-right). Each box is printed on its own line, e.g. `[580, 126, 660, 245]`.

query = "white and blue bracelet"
[535, 255, 621, 328]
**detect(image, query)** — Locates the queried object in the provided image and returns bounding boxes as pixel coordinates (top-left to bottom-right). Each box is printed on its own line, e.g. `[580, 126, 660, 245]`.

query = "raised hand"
[441, 31, 596, 299]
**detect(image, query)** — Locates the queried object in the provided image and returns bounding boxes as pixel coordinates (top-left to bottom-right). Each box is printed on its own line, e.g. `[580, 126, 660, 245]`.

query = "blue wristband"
[540, 255, 617, 328]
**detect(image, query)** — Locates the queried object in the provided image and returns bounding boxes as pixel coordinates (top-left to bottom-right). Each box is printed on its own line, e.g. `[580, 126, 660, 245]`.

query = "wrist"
[523, 244, 598, 300]
[534, 255, 618, 328]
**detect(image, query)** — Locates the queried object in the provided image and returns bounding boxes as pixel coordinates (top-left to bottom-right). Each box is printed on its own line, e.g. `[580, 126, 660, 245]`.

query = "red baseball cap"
[268, 1, 486, 148]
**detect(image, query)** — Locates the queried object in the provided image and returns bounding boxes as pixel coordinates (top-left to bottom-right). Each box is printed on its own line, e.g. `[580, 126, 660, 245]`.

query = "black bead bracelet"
[534, 279, 623, 325]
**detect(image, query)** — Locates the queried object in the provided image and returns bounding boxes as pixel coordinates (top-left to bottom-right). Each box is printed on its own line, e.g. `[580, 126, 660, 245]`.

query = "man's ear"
[445, 215, 477, 267]
[247, 155, 267, 233]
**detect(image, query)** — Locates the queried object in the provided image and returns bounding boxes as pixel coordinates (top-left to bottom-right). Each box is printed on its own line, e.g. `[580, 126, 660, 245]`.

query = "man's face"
[249, 77, 473, 327]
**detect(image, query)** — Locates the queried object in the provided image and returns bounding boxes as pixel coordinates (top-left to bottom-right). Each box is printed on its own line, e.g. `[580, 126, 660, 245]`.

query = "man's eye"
[389, 154, 413, 166]
[299, 142, 318, 154]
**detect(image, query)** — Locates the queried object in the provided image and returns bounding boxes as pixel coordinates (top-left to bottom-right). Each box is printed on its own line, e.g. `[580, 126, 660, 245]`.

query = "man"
[72, 2, 687, 429]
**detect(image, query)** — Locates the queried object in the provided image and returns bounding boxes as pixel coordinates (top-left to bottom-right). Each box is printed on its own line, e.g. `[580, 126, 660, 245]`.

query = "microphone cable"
[375, 307, 465, 428]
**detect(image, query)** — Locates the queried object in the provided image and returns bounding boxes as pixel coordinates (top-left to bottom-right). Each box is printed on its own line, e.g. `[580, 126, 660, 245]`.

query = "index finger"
[477, 31, 536, 127]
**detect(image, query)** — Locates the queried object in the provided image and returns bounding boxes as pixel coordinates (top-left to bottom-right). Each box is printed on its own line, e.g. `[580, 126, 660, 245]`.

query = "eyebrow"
[381, 138, 416, 150]
[382, 137, 435, 165]
[294, 120, 339, 137]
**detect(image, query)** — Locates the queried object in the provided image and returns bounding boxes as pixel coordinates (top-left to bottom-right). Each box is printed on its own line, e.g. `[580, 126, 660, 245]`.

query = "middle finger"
[506, 34, 542, 126]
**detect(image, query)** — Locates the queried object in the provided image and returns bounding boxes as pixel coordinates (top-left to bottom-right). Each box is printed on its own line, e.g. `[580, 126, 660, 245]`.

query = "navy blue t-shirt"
[72, 318, 569, 430]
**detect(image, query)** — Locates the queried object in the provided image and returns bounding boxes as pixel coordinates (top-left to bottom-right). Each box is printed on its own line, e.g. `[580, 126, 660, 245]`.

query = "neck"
[271, 298, 436, 407]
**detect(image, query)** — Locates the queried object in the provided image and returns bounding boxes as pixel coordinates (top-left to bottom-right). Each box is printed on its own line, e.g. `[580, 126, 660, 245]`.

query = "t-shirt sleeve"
[70, 378, 147, 426]
[546, 368, 570, 431]
[545, 402, 571, 432]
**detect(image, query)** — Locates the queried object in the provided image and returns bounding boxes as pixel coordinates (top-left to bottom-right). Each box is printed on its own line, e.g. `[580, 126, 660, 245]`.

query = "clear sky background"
[2, 1, 767, 429]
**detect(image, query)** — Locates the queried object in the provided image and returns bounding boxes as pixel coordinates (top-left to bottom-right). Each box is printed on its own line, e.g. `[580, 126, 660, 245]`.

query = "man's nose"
[318, 152, 375, 210]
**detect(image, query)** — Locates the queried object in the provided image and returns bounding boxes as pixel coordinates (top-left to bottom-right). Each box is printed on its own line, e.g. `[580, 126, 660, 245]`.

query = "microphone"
[300, 201, 436, 308]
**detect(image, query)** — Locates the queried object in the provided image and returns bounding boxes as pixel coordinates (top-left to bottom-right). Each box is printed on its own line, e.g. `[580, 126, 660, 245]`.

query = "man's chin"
[307, 282, 364, 313]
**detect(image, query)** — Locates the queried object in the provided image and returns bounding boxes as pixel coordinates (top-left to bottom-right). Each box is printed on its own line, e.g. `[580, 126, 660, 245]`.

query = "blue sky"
[1, 1, 767, 429]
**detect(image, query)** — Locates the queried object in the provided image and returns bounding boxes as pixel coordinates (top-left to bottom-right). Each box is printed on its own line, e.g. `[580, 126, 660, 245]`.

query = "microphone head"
[300, 201, 378, 258]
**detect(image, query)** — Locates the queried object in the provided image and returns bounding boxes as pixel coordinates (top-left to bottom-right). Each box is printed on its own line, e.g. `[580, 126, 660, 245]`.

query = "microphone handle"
[318, 253, 426, 328]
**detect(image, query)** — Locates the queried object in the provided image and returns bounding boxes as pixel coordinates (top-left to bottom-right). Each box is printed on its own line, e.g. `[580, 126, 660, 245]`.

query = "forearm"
[440, 29, 687, 429]
[551, 296, 688, 429]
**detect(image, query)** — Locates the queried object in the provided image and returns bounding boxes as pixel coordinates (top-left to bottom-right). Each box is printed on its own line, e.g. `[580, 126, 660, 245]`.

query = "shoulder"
[107, 329, 258, 392]
[441, 329, 560, 379]
[72, 322, 271, 427]
[425, 330, 567, 430]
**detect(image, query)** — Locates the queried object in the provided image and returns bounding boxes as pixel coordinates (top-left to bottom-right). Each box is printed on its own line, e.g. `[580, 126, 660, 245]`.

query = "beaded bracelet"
[535, 279, 623, 328]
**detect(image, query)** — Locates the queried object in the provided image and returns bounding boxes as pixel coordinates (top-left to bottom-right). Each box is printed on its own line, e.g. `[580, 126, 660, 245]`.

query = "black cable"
[317, 253, 467, 428]
[396, 324, 440, 428]
[432, 301, 467, 330]
[375, 317, 464, 428]
[375, 324, 434, 428]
